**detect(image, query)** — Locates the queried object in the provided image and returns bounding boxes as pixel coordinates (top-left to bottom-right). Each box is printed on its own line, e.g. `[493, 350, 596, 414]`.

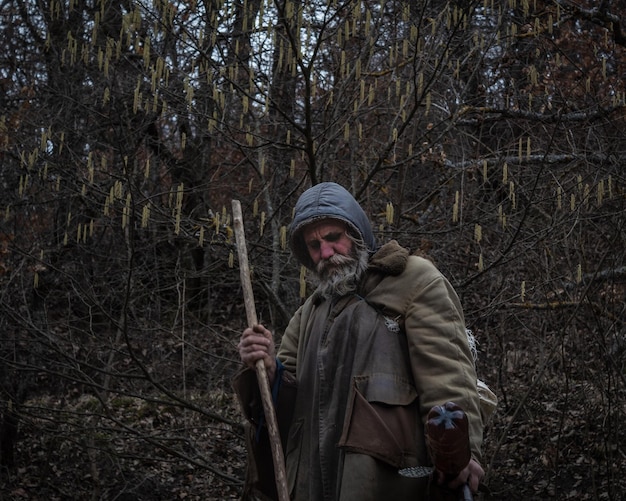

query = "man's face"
[302, 220, 353, 267]
[302, 219, 367, 298]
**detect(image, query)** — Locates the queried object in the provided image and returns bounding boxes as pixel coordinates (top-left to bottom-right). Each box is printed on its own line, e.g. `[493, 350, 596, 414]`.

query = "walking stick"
[232, 200, 290, 501]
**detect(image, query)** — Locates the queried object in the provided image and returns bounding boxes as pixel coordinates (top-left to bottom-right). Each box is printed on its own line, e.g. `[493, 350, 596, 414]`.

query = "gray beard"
[313, 247, 369, 299]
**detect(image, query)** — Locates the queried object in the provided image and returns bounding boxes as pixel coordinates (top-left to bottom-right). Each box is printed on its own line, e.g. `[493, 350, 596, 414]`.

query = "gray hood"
[289, 182, 378, 269]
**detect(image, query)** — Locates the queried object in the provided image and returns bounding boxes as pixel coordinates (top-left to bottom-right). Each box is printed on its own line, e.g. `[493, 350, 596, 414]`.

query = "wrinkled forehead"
[301, 218, 348, 239]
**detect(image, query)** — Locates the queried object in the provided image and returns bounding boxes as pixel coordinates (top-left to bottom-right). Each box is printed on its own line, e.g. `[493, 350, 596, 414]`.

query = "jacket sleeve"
[232, 366, 298, 500]
[233, 299, 307, 427]
[402, 258, 484, 463]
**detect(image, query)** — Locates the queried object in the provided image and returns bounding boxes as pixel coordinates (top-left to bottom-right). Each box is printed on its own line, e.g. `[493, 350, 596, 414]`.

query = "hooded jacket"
[289, 182, 378, 269]
[235, 183, 483, 501]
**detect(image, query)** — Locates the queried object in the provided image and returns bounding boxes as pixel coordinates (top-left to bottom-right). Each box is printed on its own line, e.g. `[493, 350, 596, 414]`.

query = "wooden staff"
[231, 200, 290, 501]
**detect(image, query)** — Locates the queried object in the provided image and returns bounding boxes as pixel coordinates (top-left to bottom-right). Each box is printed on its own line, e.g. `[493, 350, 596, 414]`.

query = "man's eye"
[307, 241, 320, 250]
[325, 232, 342, 242]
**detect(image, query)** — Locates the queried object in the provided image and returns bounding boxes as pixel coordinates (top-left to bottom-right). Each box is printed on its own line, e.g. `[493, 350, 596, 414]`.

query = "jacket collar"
[367, 240, 409, 276]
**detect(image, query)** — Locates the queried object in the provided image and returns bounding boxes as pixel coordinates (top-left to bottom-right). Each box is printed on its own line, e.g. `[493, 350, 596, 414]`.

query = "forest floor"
[1, 321, 624, 501]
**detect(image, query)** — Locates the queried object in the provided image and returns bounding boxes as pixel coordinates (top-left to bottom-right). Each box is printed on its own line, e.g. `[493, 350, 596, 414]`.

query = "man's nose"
[319, 241, 335, 259]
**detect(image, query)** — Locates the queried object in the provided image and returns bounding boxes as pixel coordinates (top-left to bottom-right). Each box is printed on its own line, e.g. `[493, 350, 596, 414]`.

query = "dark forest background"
[1, 0, 625, 499]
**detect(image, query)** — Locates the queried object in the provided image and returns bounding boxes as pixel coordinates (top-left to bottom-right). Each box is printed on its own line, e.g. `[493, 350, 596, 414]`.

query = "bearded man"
[236, 182, 485, 501]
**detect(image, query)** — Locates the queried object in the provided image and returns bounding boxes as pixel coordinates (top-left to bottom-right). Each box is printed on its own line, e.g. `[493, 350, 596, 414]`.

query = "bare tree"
[0, 0, 624, 498]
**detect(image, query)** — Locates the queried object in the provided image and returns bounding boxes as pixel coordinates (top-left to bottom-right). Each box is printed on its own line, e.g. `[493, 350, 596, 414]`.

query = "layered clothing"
[235, 241, 483, 501]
